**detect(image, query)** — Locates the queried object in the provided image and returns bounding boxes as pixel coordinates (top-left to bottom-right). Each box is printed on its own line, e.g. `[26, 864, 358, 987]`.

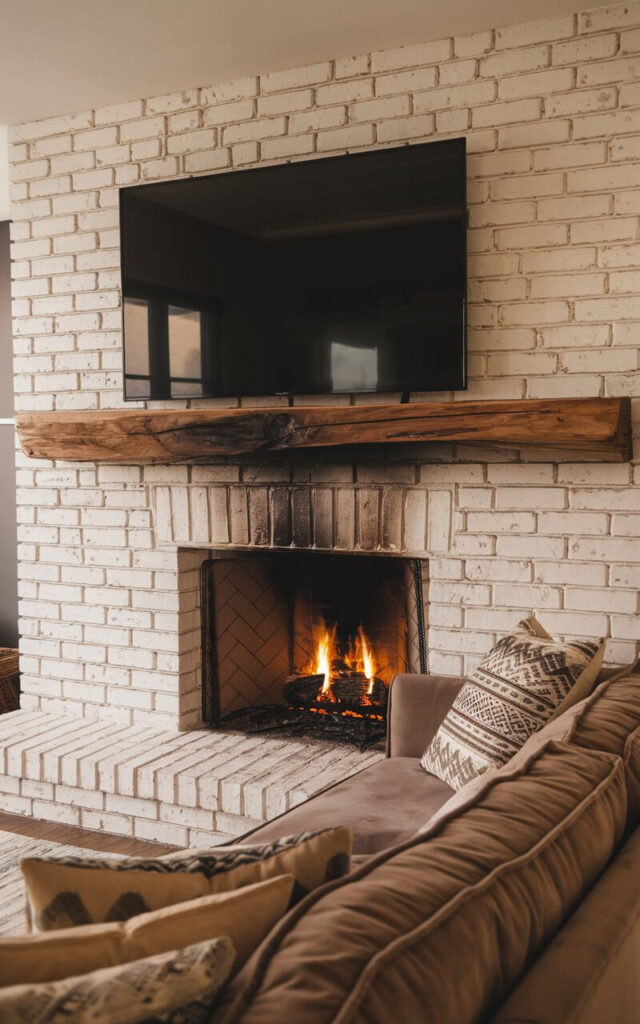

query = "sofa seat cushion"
[238, 758, 454, 856]
[218, 742, 627, 1024]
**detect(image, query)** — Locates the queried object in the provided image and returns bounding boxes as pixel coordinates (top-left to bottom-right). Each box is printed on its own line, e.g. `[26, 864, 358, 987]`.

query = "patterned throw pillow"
[421, 617, 606, 790]
[22, 827, 352, 933]
[0, 876, 293, 986]
[0, 935, 234, 1024]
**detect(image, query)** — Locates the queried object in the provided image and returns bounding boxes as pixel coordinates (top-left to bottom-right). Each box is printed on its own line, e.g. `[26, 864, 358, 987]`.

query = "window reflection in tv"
[331, 342, 379, 391]
[120, 138, 466, 401]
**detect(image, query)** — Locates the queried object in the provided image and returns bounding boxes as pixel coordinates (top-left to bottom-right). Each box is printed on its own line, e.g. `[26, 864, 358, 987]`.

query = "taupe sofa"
[219, 669, 640, 1023]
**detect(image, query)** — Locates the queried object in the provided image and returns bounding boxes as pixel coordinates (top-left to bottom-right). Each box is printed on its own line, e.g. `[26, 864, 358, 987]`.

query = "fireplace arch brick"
[150, 483, 454, 557]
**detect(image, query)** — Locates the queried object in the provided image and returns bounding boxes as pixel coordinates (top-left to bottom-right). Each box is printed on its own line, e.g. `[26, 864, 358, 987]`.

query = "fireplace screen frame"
[200, 549, 428, 727]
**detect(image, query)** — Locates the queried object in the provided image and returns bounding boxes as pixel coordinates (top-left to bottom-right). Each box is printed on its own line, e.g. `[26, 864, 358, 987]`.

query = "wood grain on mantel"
[16, 397, 632, 463]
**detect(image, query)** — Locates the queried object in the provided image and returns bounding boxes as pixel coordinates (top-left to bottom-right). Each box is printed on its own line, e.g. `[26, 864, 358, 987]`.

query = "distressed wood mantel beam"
[16, 397, 632, 463]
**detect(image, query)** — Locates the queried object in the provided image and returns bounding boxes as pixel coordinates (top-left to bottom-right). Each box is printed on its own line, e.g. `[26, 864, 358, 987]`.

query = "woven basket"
[0, 648, 20, 714]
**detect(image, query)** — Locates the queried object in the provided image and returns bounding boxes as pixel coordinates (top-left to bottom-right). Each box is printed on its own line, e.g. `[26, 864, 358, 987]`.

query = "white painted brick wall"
[7, 0, 640, 728]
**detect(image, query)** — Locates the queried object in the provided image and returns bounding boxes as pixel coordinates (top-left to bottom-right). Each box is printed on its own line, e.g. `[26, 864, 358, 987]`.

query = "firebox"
[200, 551, 428, 747]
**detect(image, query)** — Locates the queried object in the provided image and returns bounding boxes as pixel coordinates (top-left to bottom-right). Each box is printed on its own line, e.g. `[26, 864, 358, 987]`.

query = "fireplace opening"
[201, 551, 428, 748]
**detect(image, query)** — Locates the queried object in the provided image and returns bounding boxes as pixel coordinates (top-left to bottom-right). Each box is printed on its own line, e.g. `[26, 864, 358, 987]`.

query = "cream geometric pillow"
[0, 936, 234, 1024]
[421, 617, 606, 790]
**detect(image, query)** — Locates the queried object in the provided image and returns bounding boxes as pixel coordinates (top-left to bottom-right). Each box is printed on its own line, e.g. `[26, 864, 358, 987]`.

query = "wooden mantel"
[16, 397, 632, 463]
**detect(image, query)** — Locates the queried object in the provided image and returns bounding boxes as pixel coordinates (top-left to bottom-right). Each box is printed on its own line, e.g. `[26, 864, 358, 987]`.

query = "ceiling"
[1, 0, 586, 126]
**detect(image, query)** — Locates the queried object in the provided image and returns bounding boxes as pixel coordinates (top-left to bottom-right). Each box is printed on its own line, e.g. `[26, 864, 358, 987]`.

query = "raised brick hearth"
[0, 711, 383, 843]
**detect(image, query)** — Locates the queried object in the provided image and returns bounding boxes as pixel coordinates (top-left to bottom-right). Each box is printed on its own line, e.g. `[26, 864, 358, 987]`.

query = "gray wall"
[0, 221, 17, 647]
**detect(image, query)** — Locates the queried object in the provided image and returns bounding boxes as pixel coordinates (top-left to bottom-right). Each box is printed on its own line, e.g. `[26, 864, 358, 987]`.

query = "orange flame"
[359, 628, 376, 695]
[345, 626, 377, 681]
[306, 620, 337, 694]
[316, 629, 332, 694]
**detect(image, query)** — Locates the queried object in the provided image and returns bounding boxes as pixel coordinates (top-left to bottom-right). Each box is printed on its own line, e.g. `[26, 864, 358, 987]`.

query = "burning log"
[334, 675, 388, 709]
[332, 675, 369, 704]
[283, 669, 389, 714]
[370, 678, 389, 709]
[283, 673, 326, 706]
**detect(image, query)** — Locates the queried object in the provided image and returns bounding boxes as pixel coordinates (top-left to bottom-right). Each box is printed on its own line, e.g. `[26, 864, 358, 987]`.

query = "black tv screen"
[120, 137, 466, 401]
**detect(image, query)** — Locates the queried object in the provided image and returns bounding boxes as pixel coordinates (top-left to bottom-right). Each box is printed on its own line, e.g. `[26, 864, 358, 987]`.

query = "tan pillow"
[0, 936, 234, 1024]
[421, 616, 606, 789]
[21, 827, 351, 933]
[0, 874, 292, 987]
[549, 655, 638, 720]
[217, 742, 627, 1024]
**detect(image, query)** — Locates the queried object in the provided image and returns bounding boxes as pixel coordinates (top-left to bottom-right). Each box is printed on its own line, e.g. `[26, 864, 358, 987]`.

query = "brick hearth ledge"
[0, 710, 383, 845]
[0, 708, 380, 843]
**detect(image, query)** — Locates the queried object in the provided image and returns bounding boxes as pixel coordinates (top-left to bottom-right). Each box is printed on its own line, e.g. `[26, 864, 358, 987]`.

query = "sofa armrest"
[386, 673, 464, 759]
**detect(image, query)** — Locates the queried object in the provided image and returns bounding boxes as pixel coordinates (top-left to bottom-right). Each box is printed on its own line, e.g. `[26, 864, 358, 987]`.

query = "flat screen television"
[120, 137, 466, 401]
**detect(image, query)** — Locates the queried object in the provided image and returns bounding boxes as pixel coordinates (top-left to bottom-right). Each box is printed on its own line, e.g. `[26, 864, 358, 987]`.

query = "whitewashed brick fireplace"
[2, 0, 640, 841]
[151, 481, 447, 729]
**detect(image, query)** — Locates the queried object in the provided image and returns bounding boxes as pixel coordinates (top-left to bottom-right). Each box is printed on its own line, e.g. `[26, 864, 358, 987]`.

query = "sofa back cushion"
[490, 827, 640, 1024]
[218, 742, 627, 1024]
[513, 670, 640, 828]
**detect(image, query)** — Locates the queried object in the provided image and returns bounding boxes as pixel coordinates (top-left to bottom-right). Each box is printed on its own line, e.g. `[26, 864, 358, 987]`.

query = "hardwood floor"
[0, 810, 179, 856]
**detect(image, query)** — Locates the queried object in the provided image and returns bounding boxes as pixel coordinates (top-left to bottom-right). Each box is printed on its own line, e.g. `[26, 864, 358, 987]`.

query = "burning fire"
[306, 620, 378, 696]
[286, 617, 389, 730]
